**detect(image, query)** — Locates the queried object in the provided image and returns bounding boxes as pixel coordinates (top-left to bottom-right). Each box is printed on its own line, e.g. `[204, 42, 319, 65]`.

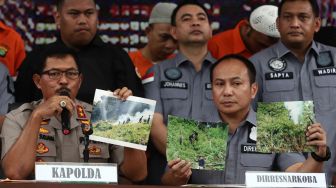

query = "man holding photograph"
[162, 54, 329, 185]
[250, 0, 336, 183]
[1, 46, 147, 183]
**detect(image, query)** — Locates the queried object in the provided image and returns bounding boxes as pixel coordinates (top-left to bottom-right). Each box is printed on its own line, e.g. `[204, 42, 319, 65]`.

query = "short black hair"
[33, 45, 81, 75]
[210, 54, 256, 84]
[55, 0, 96, 11]
[278, 0, 320, 17]
[171, 0, 209, 26]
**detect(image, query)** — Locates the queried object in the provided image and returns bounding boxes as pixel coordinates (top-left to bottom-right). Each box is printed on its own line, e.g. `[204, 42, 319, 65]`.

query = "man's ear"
[33, 74, 42, 89]
[250, 82, 258, 100]
[54, 11, 61, 29]
[170, 26, 178, 41]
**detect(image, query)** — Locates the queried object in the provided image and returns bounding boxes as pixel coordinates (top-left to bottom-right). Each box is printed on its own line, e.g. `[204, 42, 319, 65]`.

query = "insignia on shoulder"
[77, 105, 87, 119]
[268, 58, 287, 72]
[39, 127, 49, 134]
[36, 143, 49, 154]
[89, 145, 101, 155]
[164, 67, 182, 80]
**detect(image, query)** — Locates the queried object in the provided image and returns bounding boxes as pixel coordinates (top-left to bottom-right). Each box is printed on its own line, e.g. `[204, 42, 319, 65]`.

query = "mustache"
[57, 88, 71, 97]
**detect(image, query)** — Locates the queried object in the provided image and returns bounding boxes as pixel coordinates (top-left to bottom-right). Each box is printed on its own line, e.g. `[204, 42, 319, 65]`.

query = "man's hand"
[113, 87, 132, 100]
[306, 123, 327, 158]
[161, 158, 192, 185]
[33, 95, 75, 120]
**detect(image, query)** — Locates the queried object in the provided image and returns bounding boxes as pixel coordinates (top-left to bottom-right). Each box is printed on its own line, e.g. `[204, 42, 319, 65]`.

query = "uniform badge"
[316, 51, 333, 68]
[40, 119, 50, 125]
[36, 143, 49, 154]
[0, 46, 8, 57]
[89, 145, 101, 155]
[77, 105, 87, 119]
[39, 127, 49, 134]
[249, 126, 257, 142]
[164, 68, 182, 81]
[268, 58, 287, 72]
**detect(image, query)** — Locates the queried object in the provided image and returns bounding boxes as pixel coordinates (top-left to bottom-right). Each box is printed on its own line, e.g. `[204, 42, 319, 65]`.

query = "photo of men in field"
[167, 115, 228, 170]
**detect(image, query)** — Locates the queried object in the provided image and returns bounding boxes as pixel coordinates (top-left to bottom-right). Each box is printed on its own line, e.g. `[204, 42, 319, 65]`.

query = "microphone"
[60, 91, 71, 135]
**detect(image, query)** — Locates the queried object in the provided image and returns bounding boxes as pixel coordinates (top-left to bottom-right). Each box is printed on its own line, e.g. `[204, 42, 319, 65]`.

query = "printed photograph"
[90, 89, 156, 150]
[256, 101, 315, 153]
[167, 115, 228, 171]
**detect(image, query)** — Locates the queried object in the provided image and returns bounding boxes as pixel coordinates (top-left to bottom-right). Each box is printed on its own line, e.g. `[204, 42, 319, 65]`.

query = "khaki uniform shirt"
[1, 100, 124, 170]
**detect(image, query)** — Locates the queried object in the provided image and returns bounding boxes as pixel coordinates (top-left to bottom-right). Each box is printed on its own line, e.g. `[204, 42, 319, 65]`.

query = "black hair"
[33, 45, 81, 75]
[55, 0, 96, 11]
[171, 0, 209, 26]
[278, 0, 320, 17]
[210, 54, 256, 84]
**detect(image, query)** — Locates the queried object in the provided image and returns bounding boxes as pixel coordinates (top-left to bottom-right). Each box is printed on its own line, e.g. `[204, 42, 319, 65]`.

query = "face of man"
[171, 5, 212, 45]
[247, 28, 279, 53]
[147, 23, 177, 61]
[55, 0, 98, 49]
[277, 0, 320, 49]
[212, 59, 257, 118]
[33, 55, 82, 100]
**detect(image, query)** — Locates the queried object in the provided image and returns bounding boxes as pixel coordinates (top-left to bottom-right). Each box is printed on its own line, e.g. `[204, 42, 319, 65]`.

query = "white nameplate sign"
[245, 171, 326, 188]
[35, 162, 118, 183]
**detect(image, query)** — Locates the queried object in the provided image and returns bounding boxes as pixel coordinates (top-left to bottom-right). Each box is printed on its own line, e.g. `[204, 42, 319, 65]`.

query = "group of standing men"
[0, 0, 335, 186]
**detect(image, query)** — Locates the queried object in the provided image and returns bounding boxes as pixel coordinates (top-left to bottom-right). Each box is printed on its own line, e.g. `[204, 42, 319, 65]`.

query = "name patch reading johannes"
[265, 72, 293, 80]
[161, 81, 188, 89]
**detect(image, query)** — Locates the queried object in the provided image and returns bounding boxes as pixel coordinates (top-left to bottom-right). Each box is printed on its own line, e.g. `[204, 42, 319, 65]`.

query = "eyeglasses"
[40, 69, 81, 80]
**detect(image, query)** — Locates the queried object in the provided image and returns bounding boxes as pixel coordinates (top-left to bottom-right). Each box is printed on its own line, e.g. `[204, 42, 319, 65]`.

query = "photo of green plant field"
[256, 101, 315, 153]
[90, 89, 156, 150]
[167, 115, 228, 170]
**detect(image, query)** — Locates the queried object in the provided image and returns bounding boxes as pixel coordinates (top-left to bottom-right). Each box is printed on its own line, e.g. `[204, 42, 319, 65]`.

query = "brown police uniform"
[1, 100, 124, 178]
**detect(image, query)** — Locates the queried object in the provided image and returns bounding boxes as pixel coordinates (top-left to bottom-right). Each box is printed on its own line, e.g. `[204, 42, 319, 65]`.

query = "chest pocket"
[161, 87, 188, 99]
[238, 153, 275, 184]
[79, 142, 110, 162]
[264, 78, 295, 102]
[313, 75, 336, 111]
[36, 126, 56, 159]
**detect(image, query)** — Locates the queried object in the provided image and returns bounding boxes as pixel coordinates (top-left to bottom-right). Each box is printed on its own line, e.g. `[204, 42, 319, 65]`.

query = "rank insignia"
[39, 127, 49, 134]
[268, 58, 287, 72]
[0, 46, 8, 57]
[36, 143, 49, 154]
[40, 119, 50, 125]
[77, 105, 86, 119]
[164, 67, 182, 81]
[89, 145, 101, 155]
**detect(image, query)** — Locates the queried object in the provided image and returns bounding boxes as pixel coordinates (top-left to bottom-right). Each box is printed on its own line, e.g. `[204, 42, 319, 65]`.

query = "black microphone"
[60, 91, 71, 135]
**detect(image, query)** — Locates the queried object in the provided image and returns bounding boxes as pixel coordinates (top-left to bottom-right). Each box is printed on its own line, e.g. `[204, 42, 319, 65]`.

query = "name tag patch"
[161, 81, 188, 89]
[241, 144, 261, 153]
[313, 67, 336, 76]
[265, 72, 293, 80]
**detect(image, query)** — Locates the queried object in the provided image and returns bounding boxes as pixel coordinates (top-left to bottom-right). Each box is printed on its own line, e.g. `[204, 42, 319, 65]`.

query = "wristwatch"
[311, 146, 331, 162]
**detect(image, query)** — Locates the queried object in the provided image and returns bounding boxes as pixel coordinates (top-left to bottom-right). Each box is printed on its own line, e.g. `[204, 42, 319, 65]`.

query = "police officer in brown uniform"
[1, 47, 147, 183]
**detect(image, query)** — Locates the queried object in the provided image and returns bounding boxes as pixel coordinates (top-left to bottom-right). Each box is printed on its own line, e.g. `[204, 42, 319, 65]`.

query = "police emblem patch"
[268, 58, 287, 72]
[164, 68, 182, 81]
[316, 51, 333, 68]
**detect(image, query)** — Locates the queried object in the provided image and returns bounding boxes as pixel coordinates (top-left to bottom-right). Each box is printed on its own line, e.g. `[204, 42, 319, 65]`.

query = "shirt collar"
[215, 106, 257, 127]
[276, 40, 320, 58]
[175, 51, 216, 67]
[55, 33, 104, 48]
